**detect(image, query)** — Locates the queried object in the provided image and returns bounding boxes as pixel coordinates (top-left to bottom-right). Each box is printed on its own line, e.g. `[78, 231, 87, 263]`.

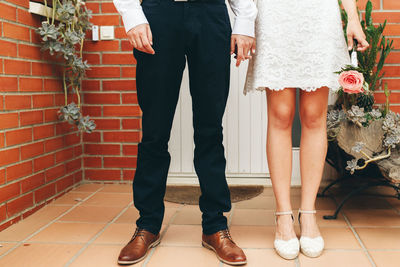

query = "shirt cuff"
[232, 18, 255, 37]
[121, 10, 148, 33]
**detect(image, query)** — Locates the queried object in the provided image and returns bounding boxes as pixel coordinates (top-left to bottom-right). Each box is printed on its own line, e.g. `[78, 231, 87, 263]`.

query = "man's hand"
[231, 34, 256, 67]
[127, 24, 155, 54]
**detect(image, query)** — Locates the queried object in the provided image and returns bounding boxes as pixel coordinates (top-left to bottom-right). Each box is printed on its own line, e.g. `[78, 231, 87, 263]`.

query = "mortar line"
[142, 202, 185, 267]
[343, 213, 376, 267]
[64, 201, 134, 266]
[294, 257, 301, 267]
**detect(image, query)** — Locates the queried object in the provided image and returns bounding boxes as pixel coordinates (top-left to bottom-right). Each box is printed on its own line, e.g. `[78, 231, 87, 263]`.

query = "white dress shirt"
[113, 0, 257, 37]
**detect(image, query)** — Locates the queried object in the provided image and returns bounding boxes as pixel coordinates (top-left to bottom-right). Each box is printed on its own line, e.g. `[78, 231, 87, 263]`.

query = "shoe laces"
[219, 229, 234, 242]
[130, 228, 147, 243]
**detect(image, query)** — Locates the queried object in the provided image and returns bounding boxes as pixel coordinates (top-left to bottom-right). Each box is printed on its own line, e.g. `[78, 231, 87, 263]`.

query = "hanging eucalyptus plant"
[36, 0, 96, 133]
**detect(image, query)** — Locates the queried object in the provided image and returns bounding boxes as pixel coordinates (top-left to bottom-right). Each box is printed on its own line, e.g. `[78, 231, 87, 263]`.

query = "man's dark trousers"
[133, 0, 232, 235]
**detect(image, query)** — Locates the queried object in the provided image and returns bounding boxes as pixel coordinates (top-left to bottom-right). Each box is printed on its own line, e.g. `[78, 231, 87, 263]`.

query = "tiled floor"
[0, 183, 399, 267]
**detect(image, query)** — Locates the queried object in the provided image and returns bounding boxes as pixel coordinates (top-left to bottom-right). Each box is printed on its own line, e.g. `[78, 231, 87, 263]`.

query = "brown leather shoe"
[202, 229, 247, 266]
[118, 228, 161, 265]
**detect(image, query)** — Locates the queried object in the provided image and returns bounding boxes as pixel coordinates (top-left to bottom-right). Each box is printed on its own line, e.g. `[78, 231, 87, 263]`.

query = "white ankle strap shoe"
[298, 210, 324, 258]
[274, 211, 299, 260]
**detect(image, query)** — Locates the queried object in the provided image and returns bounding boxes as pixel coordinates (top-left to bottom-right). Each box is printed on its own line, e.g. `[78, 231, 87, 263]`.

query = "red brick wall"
[82, 0, 140, 182]
[0, 0, 83, 230]
[360, 0, 400, 110]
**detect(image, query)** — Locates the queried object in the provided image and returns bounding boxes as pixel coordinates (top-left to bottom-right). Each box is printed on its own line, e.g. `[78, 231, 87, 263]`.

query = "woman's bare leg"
[298, 87, 329, 237]
[266, 88, 297, 240]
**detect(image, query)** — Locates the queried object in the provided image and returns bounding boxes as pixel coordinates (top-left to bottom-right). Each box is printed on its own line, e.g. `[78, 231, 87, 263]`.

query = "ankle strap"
[298, 210, 316, 214]
[298, 210, 316, 225]
[275, 211, 294, 224]
[275, 211, 293, 216]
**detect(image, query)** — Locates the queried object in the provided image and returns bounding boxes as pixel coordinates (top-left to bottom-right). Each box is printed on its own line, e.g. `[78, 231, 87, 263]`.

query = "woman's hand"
[231, 34, 256, 67]
[341, 0, 369, 51]
[346, 19, 369, 51]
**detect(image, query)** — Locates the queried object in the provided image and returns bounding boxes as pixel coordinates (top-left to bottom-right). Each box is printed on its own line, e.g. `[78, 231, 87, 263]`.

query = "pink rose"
[338, 70, 365, 94]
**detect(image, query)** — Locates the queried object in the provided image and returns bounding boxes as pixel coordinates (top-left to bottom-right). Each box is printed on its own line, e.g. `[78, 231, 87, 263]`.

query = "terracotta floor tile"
[0, 206, 71, 241]
[114, 206, 139, 224]
[289, 187, 302, 196]
[71, 183, 104, 192]
[231, 209, 275, 226]
[93, 223, 135, 245]
[224, 249, 295, 267]
[229, 225, 358, 250]
[27, 205, 73, 221]
[99, 183, 132, 193]
[289, 196, 302, 210]
[260, 187, 302, 197]
[366, 186, 399, 195]
[0, 222, 43, 242]
[49, 191, 92, 206]
[59, 206, 124, 223]
[161, 225, 202, 247]
[163, 209, 178, 224]
[82, 192, 133, 207]
[235, 196, 276, 210]
[340, 196, 392, 210]
[369, 251, 400, 267]
[28, 222, 106, 243]
[114, 205, 177, 225]
[146, 246, 220, 267]
[319, 227, 360, 249]
[386, 198, 400, 211]
[234, 195, 337, 211]
[164, 200, 185, 209]
[298, 250, 372, 267]
[260, 187, 274, 196]
[288, 196, 338, 210]
[229, 226, 275, 248]
[355, 228, 400, 249]
[0, 243, 82, 267]
[344, 209, 400, 227]
[230, 209, 346, 227]
[315, 210, 348, 227]
[164, 208, 179, 224]
[315, 198, 338, 210]
[2, 184, 399, 267]
[0, 242, 18, 256]
[171, 205, 202, 225]
[69, 244, 125, 267]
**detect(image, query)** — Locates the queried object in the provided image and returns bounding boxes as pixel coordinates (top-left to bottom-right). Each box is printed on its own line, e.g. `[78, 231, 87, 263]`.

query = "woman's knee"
[300, 104, 326, 129]
[268, 104, 295, 130]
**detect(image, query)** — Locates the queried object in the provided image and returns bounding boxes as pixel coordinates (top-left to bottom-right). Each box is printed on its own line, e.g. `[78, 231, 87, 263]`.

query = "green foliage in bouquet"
[327, 1, 398, 175]
[36, 0, 95, 133]
[337, 0, 394, 112]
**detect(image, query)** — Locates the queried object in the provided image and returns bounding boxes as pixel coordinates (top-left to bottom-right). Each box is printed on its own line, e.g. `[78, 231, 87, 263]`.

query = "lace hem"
[244, 83, 340, 95]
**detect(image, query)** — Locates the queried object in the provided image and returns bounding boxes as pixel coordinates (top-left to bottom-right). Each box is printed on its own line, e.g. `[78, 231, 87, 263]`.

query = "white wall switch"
[100, 26, 114, 40]
[92, 25, 99, 41]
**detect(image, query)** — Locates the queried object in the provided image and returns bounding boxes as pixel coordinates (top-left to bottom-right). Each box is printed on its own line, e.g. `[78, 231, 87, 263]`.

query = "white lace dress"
[244, 0, 351, 94]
